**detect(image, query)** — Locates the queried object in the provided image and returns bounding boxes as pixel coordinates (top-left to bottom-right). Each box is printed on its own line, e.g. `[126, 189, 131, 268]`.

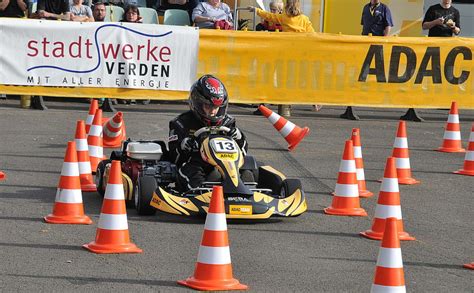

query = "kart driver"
[168, 75, 248, 192]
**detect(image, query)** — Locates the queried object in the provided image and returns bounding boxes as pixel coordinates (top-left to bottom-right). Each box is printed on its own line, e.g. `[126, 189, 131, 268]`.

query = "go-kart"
[96, 127, 307, 219]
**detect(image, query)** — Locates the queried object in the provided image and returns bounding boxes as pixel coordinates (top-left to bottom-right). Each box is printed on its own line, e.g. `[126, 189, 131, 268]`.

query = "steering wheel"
[193, 126, 231, 139]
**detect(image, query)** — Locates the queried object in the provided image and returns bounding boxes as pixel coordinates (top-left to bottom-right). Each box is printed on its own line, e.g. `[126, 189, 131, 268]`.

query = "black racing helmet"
[189, 75, 229, 126]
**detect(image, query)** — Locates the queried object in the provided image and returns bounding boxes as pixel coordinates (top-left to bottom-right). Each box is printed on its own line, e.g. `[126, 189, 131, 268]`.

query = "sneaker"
[312, 105, 322, 111]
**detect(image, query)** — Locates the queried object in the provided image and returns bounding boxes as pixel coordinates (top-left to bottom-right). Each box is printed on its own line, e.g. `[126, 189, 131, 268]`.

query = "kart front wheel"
[280, 179, 302, 198]
[135, 175, 157, 216]
[95, 159, 111, 197]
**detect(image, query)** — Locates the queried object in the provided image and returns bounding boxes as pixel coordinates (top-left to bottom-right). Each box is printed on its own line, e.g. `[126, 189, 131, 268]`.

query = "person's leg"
[176, 161, 206, 192]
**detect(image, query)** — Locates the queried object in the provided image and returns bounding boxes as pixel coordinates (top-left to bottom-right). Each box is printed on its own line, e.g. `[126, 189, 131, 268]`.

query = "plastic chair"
[138, 7, 159, 24]
[105, 5, 125, 22]
[163, 9, 190, 26]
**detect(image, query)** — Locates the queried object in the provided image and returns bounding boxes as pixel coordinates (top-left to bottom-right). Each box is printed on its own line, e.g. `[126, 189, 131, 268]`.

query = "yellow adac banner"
[2, 30, 473, 109]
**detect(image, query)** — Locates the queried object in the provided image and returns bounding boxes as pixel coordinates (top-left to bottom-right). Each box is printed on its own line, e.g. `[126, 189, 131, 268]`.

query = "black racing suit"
[168, 110, 248, 191]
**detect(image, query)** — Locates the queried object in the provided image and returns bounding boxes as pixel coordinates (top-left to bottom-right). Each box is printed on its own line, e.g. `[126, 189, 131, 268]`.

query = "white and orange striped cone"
[392, 121, 420, 185]
[0, 171, 5, 181]
[463, 262, 474, 270]
[178, 185, 248, 291]
[324, 140, 367, 216]
[437, 101, 465, 153]
[103, 112, 126, 148]
[83, 160, 142, 254]
[371, 217, 406, 293]
[351, 128, 373, 198]
[258, 105, 309, 151]
[87, 109, 104, 172]
[74, 120, 97, 192]
[361, 157, 415, 241]
[454, 123, 474, 176]
[44, 141, 92, 225]
[85, 99, 99, 135]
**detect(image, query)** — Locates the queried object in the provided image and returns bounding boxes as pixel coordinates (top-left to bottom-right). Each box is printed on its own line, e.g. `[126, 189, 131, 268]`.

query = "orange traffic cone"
[87, 109, 104, 172]
[85, 99, 99, 135]
[44, 141, 92, 224]
[454, 123, 474, 176]
[0, 171, 5, 181]
[178, 185, 248, 291]
[361, 157, 415, 241]
[351, 128, 373, 198]
[371, 217, 406, 292]
[392, 121, 419, 185]
[437, 101, 465, 153]
[324, 140, 367, 216]
[74, 120, 97, 192]
[103, 112, 126, 148]
[463, 262, 474, 270]
[258, 105, 309, 151]
[83, 160, 142, 254]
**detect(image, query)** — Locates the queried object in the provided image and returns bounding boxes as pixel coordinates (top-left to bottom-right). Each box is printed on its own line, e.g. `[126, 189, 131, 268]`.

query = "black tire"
[135, 175, 157, 215]
[95, 159, 111, 197]
[280, 179, 302, 199]
[240, 170, 255, 183]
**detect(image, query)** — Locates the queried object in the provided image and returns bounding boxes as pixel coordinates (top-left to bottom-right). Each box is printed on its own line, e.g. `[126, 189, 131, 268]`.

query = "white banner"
[0, 19, 199, 91]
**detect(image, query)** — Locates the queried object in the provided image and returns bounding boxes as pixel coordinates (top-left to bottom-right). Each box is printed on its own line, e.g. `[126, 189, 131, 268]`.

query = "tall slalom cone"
[361, 157, 415, 241]
[437, 101, 465, 153]
[75, 120, 97, 192]
[371, 217, 406, 293]
[392, 121, 420, 185]
[351, 128, 373, 198]
[83, 160, 142, 254]
[258, 105, 309, 151]
[454, 123, 474, 176]
[44, 141, 92, 225]
[324, 140, 367, 216]
[463, 262, 474, 270]
[87, 109, 104, 172]
[178, 186, 248, 291]
[103, 112, 126, 148]
[85, 99, 99, 135]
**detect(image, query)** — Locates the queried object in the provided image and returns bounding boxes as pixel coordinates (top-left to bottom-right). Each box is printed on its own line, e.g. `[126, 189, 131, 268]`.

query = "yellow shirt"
[256, 8, 315, 33]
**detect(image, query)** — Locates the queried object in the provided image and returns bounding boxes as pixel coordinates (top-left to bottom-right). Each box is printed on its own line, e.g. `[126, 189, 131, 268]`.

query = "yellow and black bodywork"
[149, 133, 307, 219]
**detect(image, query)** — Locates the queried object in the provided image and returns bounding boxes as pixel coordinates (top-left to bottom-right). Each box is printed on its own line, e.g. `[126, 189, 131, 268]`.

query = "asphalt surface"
[0, 98, 473, 292]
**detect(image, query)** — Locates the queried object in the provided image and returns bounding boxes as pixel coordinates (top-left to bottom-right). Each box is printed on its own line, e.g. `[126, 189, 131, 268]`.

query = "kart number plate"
[211, 138, 238, 154]
[229, 205, 252, 215]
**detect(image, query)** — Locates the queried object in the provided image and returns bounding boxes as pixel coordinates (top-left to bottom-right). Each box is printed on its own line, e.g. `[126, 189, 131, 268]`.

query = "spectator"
[248, 0, 314, 33]
[341, 0, 393, 120]
[160, 0, 198, 23]
[192, 0, 233, 30]
[70, 0, 94, 21]
[92, 1, 105, 21]
[255, 1, 283, 31]
[121, 4, 142, 22]
[37, 0, 71, 20]
[0, 0, 27, 18]
[422, 0, 460, 37]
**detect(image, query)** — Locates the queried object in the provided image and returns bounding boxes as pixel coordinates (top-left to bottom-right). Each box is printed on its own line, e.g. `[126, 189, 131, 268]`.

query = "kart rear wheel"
[135, 175, 157, 216]
[95, 159, 111, 197]
[280, 179, 302, 198]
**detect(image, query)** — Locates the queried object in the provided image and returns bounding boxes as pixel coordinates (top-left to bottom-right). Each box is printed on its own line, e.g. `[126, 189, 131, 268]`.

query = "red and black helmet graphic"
[189, 75, 229, 126]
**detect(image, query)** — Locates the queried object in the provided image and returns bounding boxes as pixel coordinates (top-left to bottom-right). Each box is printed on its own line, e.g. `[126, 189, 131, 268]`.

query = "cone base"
[103, 143, 122, 148]
[398, 177, 420, 185]
[83, 242, 143, 254]
[178, 277, 248, 291]
[463, 263, 474, 270]
[44, 214, 92, 225]
[360, 230, 416, 241]
[81, 184, 97, 192]
[288, 127, 309, 151]
[454, 169, 474, 176]
[437, 147, 465, 153]
[324, 207, 367, 217]
[358, 189, 374, 198]
[0, 171, 5, 180]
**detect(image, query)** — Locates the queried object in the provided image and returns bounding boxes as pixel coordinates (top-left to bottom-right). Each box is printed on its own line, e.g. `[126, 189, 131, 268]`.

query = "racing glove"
[229, 127, 242, 140]
[180, 137, 198, 152]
